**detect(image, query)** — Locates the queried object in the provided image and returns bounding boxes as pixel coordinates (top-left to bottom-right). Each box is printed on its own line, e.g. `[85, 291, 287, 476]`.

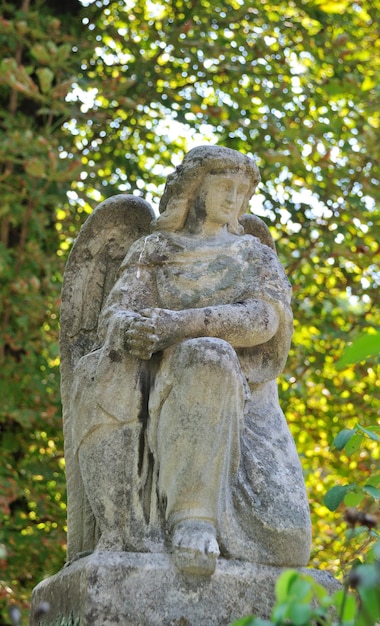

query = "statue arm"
[171, 300, 279, 348]
[126, 299, 281, 358]
[104, 238, 290, 359]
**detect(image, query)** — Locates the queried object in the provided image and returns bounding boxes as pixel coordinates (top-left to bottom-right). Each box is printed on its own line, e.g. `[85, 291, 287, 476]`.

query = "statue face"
[201, 172, 251, 227]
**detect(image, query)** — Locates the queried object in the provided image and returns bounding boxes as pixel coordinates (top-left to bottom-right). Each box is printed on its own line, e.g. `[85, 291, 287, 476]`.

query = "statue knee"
[175, 337, 240, 374]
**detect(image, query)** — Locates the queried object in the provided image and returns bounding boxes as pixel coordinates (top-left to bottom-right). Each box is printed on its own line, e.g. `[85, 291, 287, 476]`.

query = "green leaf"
[342, 593, 357, 622]
[313, 583, 330, 603]
[356, 424, 380, 442]
[231, 617, 258, 626]
[363, 485, 380, 500]
[271, 603, 288, 623]
[36, 67, 54, 94]
[275, 570, 299, 603]
[324, 485, 350, 511]
[337, 331, 380, 368]
[357, 586, 380, 624]
[290, 577, 313, 602]
[344, 490, 365, 506]
[367, 474, 380, 487]
[345, 433, 364, 455]
[333, 429, 356, 450]
[289, 603, 313, 626]
[31, 43, 51, 64]
[332, 589, 357, 622]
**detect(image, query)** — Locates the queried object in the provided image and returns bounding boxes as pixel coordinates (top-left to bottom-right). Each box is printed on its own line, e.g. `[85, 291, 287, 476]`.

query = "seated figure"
[60, 145, 312, 576]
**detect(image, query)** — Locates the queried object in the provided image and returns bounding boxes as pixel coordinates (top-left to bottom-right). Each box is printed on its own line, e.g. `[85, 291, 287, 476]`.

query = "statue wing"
[60, 194, 155, 560]
[240, 213, 276, 252]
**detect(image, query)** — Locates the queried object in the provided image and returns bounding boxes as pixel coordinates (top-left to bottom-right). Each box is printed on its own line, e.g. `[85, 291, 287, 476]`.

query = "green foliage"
[234, 388, 380, 626]
[233, 445, 380, 626]
[1, 0, 379, 621]
[324, 424, 380, 512]
[232, 548, 380, 626]
[321, 422, 380, 584]
[0, 0, 84, 621]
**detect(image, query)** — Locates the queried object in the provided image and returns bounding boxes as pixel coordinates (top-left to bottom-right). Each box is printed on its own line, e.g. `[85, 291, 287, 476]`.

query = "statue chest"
[154, 245, 257, 309]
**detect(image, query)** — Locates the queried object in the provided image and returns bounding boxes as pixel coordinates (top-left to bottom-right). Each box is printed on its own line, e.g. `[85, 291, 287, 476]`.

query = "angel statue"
[60, 145, 312, 577]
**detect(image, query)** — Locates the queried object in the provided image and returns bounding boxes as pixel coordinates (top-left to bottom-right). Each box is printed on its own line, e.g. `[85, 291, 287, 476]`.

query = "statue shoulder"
[120, 231, 184, 268]
[239, 233, 292, 298]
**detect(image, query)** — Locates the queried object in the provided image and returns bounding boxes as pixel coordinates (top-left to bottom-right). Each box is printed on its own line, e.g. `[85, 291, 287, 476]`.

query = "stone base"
[30, 552, 340, 626]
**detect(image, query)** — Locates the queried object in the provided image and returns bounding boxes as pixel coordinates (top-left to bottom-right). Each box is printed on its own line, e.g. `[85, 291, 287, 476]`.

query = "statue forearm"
[99, 277, 281, 359]
[125, 299, 280, 359]
[175, 300, 279, 348]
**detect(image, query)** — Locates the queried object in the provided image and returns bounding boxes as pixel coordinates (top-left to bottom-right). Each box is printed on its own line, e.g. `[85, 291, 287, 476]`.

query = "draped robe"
[70, 230, 312, 565]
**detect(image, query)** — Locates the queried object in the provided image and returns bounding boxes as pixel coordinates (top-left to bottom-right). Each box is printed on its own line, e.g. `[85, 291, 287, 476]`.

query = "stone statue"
[60, 145, 312, 578]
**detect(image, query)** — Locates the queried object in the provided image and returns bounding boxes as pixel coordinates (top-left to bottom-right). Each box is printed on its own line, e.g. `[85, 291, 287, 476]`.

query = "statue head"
[154, 145, 260, 234]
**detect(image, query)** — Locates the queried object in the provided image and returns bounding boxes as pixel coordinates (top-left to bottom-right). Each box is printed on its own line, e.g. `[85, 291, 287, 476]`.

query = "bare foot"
[172, 519, 220, 576]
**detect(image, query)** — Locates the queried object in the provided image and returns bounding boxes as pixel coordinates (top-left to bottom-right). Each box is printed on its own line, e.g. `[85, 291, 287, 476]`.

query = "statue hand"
[125, 308, 179, 359]
[124, 314, 158, 360]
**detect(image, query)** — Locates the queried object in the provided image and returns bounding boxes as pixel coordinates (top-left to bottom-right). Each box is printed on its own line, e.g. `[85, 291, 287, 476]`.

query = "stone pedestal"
[30, 553, 339, 626]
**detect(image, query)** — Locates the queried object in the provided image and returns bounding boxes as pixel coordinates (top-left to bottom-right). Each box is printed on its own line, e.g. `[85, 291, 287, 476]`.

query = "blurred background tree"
[0, 0, 379, 621]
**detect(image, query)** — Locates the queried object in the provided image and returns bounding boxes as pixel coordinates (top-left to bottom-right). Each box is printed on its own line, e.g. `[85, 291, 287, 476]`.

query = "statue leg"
[149, 337, 245, 575]
[78, 423, 138, 551]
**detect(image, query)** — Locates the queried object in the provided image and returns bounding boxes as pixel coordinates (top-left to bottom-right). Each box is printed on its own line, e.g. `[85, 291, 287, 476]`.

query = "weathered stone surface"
[30, 146, 335, 625]
[30, 553, 340, 626]
[59, 146, 311, 576]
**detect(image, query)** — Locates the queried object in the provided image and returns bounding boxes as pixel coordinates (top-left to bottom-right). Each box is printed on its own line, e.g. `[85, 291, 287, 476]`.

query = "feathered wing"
[60, 194, 155, 560]
[239, 213, 276, 251]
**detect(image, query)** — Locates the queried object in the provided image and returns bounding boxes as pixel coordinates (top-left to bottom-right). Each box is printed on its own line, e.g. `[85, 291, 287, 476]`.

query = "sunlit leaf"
[336, 331, 380, 368]
[344, 491, 365, 507]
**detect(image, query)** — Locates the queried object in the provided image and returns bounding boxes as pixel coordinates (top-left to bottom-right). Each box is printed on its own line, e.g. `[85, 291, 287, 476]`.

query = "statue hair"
[153, 145, 261, 235]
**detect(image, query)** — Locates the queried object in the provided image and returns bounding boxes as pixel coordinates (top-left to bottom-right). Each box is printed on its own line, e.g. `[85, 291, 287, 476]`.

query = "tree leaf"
[345, 433, 364, 455]
[344, 490, 365, 506]
[289, 603, 313, 626]
[324, 485, 351, 511]
[333, 429, 356, 450]
[356, 424, 380, 442]
[275, 570, 299, 603]
[336, 331, 380, 368]
[363, 485, 380, 500]
[36, 67, 54, 94]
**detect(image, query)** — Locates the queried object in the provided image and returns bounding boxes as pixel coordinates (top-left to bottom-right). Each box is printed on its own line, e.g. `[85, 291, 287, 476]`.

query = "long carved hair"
[153, 145, 261, 235]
